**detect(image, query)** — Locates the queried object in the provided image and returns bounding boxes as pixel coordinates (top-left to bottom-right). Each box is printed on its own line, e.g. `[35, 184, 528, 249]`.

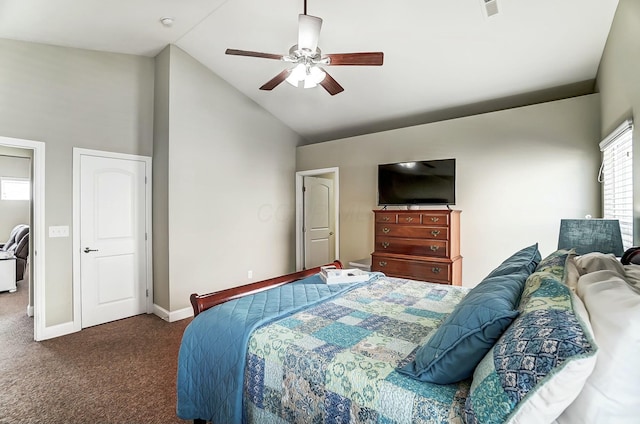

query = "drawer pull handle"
[430, 217, 440, 223]
[382, 242, 390, 249]
[379, 261, 387, 267]
[382, 227, 390, 234]
[405, 217, 413, 222]
[382, 216, 390, 221]
[430, 245, 439, 252]
[432, 267, 441, 274]
[431, 230, 440, 237]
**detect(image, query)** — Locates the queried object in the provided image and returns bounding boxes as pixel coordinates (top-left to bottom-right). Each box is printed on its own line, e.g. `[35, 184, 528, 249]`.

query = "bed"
[177, 245, 640, 424]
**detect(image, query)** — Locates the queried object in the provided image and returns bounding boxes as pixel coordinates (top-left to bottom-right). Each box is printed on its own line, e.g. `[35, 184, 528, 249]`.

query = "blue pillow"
[398, 267, 533, 384]
[485, 243, 541, 279]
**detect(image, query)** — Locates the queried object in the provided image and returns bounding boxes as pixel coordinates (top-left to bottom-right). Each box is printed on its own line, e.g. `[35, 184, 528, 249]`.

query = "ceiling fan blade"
[326, 52, 384, 66]
[259, 69, 292, 91]
[225, 49, 283, 60]
[298, 14, 323, 52]
[319, 70, 344, 96]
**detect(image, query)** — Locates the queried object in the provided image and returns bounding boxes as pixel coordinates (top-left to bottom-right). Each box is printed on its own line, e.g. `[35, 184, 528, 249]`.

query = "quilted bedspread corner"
[176, 274, 374, 423]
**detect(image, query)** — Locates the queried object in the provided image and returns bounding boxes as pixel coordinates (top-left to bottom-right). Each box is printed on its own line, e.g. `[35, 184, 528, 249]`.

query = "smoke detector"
[160, 17, 174, 27]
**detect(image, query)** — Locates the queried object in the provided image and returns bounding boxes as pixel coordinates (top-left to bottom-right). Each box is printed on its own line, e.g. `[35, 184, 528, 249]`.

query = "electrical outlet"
[248, 270, 253, 279]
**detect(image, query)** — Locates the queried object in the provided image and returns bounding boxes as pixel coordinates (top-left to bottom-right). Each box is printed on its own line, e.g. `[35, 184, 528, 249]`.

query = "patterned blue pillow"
[464, 249, 597, 424]
[485, 243, 541, 279]
[398, 269, 531, 384]
[535, 248, 573, 274]
[517, 248, 574, 311]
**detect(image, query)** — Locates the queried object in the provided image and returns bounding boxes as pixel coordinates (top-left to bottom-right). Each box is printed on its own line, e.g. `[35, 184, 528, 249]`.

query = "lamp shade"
[558, 219, 624, 256]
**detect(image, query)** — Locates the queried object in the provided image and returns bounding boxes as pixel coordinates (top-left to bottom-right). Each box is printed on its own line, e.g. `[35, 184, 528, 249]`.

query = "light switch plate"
[49, 226, 69, 238]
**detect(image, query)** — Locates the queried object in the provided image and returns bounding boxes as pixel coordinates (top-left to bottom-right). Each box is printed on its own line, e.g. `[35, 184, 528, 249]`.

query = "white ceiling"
[0, 0, 619, 143]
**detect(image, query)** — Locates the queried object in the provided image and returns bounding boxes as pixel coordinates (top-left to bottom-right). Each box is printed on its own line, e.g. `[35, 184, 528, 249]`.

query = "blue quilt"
[244, 277, 471, 423]
[176, 273, 376, 423]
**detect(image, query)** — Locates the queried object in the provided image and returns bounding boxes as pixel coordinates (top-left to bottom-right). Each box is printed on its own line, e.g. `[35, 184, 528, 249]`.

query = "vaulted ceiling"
[0, 0, 619, 143]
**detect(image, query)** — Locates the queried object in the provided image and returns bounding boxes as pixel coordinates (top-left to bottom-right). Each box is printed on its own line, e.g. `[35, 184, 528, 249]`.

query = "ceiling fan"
[225, 0, 384, 95]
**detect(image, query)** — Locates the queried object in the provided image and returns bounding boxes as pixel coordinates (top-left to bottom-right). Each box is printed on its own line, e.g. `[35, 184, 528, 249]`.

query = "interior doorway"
[0, 136, 45, 341]
[295, 168, 339, 270]
[0, 150, 31, 294]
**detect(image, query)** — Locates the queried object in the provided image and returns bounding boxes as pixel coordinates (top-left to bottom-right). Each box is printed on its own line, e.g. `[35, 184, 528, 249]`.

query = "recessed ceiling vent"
[483, 0, 499, 17]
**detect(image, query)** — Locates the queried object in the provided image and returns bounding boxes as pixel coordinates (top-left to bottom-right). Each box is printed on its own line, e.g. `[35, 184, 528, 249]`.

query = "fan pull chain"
[303, 0, 307, 15]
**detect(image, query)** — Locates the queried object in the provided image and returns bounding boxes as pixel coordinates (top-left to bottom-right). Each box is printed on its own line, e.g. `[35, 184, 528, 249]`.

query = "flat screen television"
[378, 159, 456, 206]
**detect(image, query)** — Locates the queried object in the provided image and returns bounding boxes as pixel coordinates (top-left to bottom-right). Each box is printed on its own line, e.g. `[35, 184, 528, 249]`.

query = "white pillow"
[563, 254, 582, 291]
[574, 252, 625, 275]
[555, 270, 640, 424]
[623, 265, 640, 292]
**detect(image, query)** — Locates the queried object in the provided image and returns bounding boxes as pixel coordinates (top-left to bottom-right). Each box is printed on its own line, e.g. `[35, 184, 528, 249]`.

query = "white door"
[80, 154, 148, 328]
[303, 176, 335, 269]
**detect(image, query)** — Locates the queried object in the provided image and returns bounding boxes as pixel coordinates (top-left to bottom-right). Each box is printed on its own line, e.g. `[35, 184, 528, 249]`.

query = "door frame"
[295, 167, 339, 271]
[72, 148, 153, 332]
[0, 135, 45, 341]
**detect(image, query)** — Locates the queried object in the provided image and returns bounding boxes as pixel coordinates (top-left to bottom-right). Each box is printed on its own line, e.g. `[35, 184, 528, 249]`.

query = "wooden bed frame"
[189, 260, 343, 316]
[188, 260, 343, 424]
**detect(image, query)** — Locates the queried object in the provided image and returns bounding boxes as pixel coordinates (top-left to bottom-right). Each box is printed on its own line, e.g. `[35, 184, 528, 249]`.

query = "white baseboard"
[153, 304, 193, 322]
[33, 307, 192, 341]
[26, 304, 34, 317]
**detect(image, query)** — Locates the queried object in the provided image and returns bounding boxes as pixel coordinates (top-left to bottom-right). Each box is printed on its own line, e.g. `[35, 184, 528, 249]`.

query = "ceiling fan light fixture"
[285, 75, 299, 87]
[286, 63, 306, 86]
[309, 66, 326, 84]
[285, 63, 326, 89]
[303, 79, 318, 89]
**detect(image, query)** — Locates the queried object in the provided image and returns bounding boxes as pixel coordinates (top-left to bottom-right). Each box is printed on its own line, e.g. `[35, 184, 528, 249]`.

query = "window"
[599, 119, 633, 250]
[0, 177, 30, 201]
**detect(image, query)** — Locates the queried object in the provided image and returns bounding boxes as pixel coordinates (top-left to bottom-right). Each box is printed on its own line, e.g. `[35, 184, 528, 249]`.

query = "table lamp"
[557, 218, 624, 256]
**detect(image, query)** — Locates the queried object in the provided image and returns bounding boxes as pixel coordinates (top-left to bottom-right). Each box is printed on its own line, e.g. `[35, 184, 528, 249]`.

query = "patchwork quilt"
[177, 274, 372, 423]
[243, 277, 471, 424]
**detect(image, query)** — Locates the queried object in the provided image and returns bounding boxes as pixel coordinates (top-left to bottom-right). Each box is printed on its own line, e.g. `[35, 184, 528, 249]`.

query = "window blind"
[599, 119, 633, 250]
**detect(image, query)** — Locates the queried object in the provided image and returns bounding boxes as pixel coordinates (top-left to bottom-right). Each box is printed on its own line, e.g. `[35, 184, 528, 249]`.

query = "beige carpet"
[0, 280, 192, 424]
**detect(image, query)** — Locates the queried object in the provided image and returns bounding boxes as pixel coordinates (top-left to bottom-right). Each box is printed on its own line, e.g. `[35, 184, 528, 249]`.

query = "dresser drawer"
[376, 236, 448, 257]
[396, 213, 421, 224]
[375, 213, 397, 224]
[375, 224, 449, 240]
[371, 255, 452, 283]
[421, 213, 449, 227]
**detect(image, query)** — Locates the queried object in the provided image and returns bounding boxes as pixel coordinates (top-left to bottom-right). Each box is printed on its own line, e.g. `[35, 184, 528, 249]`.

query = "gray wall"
[152, 46, 171, 310]
[596, 0, 640, 244]
[0, 37, 299, 326]
[0, 39, 155, 326]
[0, 147, 32, 238]
[154, 46, 300, 312]
[297, 95, 601, 286]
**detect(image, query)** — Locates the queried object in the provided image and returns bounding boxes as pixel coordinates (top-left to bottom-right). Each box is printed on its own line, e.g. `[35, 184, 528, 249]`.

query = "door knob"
[84, 247, 99, 253]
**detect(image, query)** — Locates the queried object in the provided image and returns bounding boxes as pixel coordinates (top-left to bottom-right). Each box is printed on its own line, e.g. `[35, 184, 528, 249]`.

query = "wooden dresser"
[371, 209, 462, 285]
